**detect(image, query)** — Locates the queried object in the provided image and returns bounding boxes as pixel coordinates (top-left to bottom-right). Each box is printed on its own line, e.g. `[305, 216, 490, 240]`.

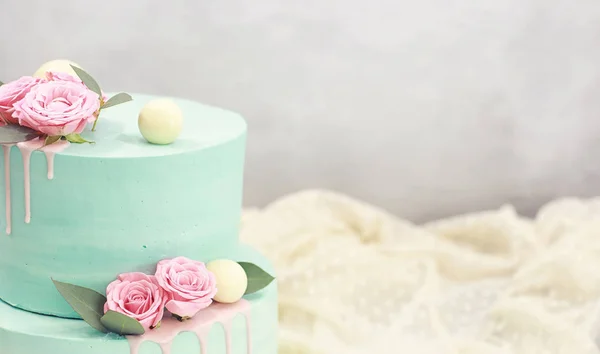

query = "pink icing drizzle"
[1, 138, 69, 233]
[17, 143, 33, 223]
[38, 139, 69, 179]
[44, 151, 56, 179]
[223, 319, 233, 353]
[2, 145, 13, 234]
[127, 300, 252, 354]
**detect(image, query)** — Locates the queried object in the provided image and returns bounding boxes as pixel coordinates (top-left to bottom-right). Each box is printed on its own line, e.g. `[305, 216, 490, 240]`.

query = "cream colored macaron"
[33, 59, 80, 79]
[138, 99, 183, 145]
[207, 259, 248, 304]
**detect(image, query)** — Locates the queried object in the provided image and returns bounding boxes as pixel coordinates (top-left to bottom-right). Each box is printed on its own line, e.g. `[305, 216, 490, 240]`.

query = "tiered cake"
[0, 61, 277, 354]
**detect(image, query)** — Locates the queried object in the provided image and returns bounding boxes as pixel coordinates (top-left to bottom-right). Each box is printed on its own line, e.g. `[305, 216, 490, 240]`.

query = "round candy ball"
[207, 259, 248, 304]
[33, 59, 81, 79]
[138, 99, 183, 145]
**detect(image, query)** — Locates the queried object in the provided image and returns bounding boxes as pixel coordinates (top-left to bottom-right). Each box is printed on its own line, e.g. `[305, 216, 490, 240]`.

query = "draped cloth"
[241, 190, 600, 354]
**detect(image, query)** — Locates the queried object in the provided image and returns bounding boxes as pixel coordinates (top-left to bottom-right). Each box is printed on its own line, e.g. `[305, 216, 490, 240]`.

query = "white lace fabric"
[240, 190, 600, 354]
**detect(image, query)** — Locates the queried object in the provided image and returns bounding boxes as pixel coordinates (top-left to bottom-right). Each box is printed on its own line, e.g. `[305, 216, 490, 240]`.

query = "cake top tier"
[0, 62, 267, 323]
[59, 94, 247, 158]
[0, 91, 250, 318]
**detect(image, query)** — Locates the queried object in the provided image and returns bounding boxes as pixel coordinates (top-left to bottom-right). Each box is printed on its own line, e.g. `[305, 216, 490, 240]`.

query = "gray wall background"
[2, 0, 600, 221]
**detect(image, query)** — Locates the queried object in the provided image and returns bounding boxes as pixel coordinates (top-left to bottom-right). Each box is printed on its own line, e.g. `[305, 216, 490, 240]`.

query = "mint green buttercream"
[0, 94, 249, 318]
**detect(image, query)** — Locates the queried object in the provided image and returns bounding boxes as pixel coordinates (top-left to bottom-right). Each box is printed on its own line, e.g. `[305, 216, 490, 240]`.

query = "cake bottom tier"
[0, 279, 277, 354]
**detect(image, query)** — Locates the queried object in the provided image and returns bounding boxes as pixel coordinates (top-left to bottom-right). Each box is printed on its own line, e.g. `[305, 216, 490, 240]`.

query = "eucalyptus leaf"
[102, 92, 133, 109]
[52, 279, 108, 333]
[238, 262, 275, 295]
[0, 124, 40, 144]
[70, 65, 102, 96]
[100, 310, 145, 336]
[44, 135, 62, 146]
[65, 133, 93, 144]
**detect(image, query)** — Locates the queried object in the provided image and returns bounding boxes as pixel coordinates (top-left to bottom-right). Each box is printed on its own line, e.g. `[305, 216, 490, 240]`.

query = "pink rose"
[12, 80, 100, 136]
[46, 71, 108, 102]
[155, 257, 217, 318]
[104, 272, 169, 330]
[0, 76, 44, 124]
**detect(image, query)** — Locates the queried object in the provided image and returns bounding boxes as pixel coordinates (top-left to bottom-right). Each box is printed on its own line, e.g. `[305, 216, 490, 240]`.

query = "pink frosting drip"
[40, 139, 69, 180]
[127, 300, 252, 354]
[2, 138, 69, 233]
[2, 145, 13, 234]
[17, 143, 32, 224]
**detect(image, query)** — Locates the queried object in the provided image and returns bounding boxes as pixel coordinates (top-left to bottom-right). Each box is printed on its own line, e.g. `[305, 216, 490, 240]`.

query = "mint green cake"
[0, 92, 278, 354]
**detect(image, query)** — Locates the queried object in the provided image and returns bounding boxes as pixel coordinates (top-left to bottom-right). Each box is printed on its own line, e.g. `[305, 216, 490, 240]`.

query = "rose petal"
[165, 298, 212, 318]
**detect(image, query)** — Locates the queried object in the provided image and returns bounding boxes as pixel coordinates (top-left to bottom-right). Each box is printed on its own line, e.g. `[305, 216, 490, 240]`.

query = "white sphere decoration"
[33, 59, 81, 79]
[207, 259, 248, 304]
[138, 99, 183, 145]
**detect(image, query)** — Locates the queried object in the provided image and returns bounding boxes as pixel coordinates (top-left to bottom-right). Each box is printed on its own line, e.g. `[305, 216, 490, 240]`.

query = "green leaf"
[238, 262, 275, 295]
[65, 133, 93, 144]
[70, 65, 102, 96]
[100, 310, 145, 336]
[0, 124, 40, 144]
[0, 80, 4, 86]
[44, 135, 62, 146]
[52, 279, 108, 333]
[102, 92, 133, 109]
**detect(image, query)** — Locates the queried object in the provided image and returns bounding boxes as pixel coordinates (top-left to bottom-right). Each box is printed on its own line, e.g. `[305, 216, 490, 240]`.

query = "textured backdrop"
[2, 0, 600, 221]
